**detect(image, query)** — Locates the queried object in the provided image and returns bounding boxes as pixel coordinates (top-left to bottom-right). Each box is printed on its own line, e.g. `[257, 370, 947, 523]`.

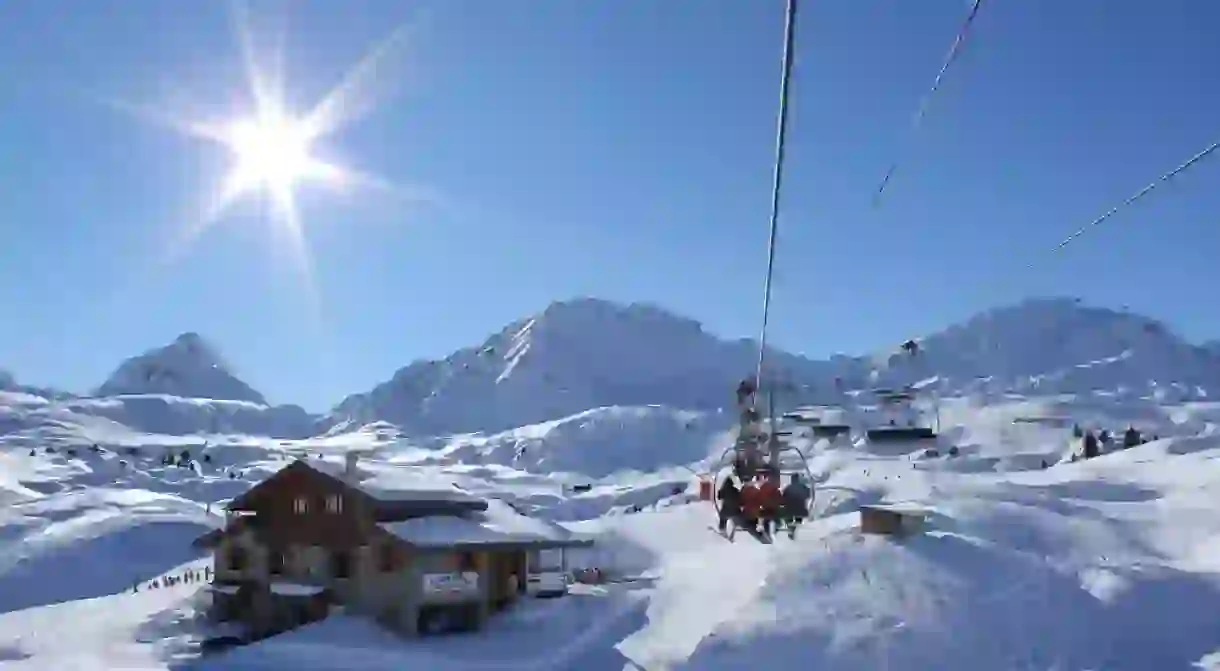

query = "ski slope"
[3, 395, 1220, 669]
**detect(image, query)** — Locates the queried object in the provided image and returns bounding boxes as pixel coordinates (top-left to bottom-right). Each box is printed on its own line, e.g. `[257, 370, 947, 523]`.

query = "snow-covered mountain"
[1204, 339, 1220, 357]
[0, 334, 317, 440]
[328, 298, 852, 435]
[895, 298, 1220, 401]
[2, 296, 1218, 445]
[96, 332, 266, 404]
[328, 296, 1220, 434]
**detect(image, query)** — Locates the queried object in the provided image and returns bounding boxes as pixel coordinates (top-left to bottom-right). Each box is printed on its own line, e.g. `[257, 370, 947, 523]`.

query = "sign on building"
[422, 571, 479, 596]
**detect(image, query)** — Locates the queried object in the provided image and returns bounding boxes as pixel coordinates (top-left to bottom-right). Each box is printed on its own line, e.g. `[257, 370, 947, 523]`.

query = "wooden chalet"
[194, 455, 591, 639]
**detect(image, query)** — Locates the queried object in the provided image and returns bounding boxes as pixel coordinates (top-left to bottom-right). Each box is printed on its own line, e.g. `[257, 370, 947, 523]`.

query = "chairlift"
[810, 424, 852, 438]
[709, 392, 816, 522]
[864, 385, 939, 446]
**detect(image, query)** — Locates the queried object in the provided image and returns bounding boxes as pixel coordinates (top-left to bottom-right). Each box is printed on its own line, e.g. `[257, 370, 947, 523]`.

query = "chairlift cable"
[754, 0, 800, 402]
[873, 0, 987, 206]
[1042, 139, 1220, 258]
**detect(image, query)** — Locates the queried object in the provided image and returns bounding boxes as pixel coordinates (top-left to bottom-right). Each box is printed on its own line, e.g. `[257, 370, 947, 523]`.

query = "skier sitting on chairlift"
[732, 454, 751, 481]
[758, 472, 783, 537]
[717, 476, 742, 534]
[740, 476, 763, 535]
[736, 379, 756, 407]
[781, 473, 811, 532]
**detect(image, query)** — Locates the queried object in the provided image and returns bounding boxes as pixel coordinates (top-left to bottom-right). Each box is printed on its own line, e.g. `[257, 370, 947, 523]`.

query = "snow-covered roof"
[270, 582, 326, 597]
[379, 498, 588, 548]
[292, 457, 484, 505]
[356, 474, 484, 505]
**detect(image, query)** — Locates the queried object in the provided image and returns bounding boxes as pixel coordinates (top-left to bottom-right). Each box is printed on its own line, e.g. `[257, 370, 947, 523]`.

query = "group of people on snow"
[1062, 423, 1158, 463]
[717, 470, 811, 540]
[1072, 423, 1153, 461]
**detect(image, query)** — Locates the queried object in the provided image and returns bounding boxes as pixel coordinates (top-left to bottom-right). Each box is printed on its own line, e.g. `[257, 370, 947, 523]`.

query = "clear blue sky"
[2, 0, 1217, 412]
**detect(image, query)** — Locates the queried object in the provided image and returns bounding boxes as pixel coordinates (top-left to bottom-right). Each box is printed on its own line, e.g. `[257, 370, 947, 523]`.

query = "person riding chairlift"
[736, 379, 757, 408]
[717, 476, 741, 534]
[781, 473, 811, 534]
[758, 472, 783, 537]
[739, 476, 763, 534]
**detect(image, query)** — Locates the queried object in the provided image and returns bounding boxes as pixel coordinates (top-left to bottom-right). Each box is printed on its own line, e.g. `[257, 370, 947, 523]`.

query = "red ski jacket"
[740, 484, 762, 516]
[759, 481, 782, 510]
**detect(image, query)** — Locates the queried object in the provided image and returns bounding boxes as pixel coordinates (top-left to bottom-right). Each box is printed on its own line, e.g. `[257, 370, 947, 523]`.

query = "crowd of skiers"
[716, 470, 811, 540]
[133, 566, 211, 593]
[1073, 423, 1155, 460]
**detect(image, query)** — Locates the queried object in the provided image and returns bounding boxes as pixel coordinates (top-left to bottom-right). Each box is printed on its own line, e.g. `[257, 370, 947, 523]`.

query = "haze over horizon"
[3, 0, 1217, 411]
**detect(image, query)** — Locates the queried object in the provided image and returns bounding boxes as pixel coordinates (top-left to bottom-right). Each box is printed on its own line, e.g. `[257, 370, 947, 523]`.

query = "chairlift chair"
[864, 386, 939, 448]
[710, 399, 816, 522]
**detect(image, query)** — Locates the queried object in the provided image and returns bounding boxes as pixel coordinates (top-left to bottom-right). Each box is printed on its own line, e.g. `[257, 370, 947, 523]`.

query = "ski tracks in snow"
[615, 521, 797, 671]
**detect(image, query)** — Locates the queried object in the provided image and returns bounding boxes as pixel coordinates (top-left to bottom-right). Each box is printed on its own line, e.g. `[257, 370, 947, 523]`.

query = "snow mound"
[408, 405, 733, 479]
[0, 488, 217, 613]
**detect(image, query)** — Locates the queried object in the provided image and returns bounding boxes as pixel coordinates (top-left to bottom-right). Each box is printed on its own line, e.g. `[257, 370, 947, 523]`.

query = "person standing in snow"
[717, 476, 741, 534]
[1082, 430, 1100, 459]
[1123, 425, 1142, 449]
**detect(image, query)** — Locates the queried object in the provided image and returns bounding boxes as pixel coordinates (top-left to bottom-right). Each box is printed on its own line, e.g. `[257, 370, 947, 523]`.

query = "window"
[269, 549, 285, 575]
[379, 544, 398, 572]
[325, 494, 343, 514]
[292, 496, 309, 515]
[331, 550, 351, 579]
[228, 547, 247, 572]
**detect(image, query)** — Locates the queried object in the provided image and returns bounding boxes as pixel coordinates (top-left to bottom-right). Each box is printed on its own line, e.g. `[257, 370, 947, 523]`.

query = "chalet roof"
[355, 472, 485, 506]
[192, 527, 225, 549]
[214, 458, 589, 550]
[229, 458, 486, 511]
[379, 498, 590, 550]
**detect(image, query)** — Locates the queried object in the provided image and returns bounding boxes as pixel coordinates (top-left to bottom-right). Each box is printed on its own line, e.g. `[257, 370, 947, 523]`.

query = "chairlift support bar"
[753, 0, 799, 417]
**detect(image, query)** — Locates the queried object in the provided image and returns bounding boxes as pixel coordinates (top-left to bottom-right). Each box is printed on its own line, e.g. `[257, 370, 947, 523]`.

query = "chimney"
[344, 452, 359, 482]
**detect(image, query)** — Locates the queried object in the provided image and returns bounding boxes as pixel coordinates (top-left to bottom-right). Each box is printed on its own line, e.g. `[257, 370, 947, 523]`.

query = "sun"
[224, 112, 318, 195]
[216, 107, 348, 215]
[101, 2, 424, 325]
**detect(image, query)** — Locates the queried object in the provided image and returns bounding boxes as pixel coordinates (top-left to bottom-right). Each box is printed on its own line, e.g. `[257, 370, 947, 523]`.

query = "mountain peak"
[895, 296, 1218, 398]
[96, 333, 267, 405]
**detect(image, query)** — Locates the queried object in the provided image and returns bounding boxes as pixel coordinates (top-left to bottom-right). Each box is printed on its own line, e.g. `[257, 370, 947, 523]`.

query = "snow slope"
[2, 297, 1220, 668]
[4, 412, 1215, 668]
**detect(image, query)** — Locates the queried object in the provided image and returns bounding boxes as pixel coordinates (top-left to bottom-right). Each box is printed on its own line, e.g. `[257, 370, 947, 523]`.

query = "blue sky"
[2, 0, 1217, 412]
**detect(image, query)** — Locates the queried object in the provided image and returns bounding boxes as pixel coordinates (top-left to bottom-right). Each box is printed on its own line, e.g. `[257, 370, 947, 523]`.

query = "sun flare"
[224, 112, 318, 195]
[103, 2, 423, 326]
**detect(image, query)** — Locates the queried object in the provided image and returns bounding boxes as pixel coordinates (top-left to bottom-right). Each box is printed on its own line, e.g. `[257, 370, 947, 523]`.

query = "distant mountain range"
[3, 296, 1219, 440]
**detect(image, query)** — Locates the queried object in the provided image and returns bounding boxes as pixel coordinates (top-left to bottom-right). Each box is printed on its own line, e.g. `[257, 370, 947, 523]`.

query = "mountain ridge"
[4, 296, 1220, 438]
